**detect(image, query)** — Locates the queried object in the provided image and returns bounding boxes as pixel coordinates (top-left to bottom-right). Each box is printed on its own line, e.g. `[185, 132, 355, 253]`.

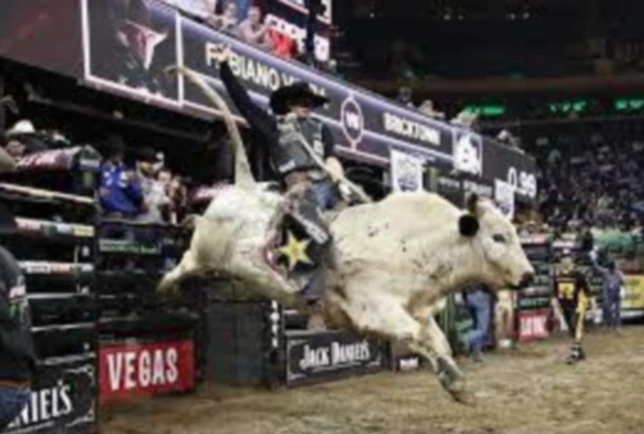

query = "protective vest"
[274, 115, 326, 177]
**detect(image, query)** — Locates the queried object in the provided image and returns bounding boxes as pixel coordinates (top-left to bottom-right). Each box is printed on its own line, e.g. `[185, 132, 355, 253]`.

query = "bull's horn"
[167, 65, 255, 191]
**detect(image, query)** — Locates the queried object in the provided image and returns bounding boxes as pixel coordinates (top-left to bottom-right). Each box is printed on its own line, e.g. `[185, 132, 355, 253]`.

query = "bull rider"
[211, 45, 345, 328]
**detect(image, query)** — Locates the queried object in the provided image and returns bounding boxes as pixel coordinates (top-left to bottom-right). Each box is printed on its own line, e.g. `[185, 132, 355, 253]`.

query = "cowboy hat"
[270, 82, 329, 115]
[0, 203, 17, 235]
[6, 120, 36, 137]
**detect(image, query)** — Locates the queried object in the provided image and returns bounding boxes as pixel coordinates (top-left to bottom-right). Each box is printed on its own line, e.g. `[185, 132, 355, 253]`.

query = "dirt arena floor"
[103, 326, 644, 434]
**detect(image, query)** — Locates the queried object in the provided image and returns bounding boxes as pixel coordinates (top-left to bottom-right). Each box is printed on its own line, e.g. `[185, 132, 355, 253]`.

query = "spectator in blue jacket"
[98, 135, 143, 218]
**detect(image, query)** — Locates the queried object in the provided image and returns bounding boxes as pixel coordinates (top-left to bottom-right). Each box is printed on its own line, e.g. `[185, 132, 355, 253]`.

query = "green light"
[464, 104, 506, 118]
[549, 100, 588, 114]
[614, 98, 644, 111]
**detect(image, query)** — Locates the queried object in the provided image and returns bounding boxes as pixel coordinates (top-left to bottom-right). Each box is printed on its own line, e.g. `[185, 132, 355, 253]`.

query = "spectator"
[167, 174, 189, 224]
[397, 86, 414, 108]
[207, 1, 239, 35]
[0, 205, 36, 430]
[4, 120, 48, 157]
[238, 6, 274, 51]
[590, 252, 625, 330]
[419, 100, 445, 120]
[135, 147, 171, 224]
[98, 135, 144, 218]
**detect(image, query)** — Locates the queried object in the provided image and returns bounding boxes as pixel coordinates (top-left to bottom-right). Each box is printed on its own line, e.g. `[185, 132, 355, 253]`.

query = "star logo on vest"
[278, 230, 314, 271]
[341, 94, 364, 149]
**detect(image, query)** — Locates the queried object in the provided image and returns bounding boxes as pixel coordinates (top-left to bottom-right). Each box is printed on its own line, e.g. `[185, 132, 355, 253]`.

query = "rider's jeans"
[311, 179, 339, 211]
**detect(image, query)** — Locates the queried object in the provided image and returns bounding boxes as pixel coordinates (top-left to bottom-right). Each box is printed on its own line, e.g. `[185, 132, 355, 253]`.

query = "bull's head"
[458, 194, 534, 289]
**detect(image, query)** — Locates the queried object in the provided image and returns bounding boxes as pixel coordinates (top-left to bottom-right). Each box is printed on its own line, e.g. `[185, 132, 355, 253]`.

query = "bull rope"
[167, 66, 256, 191]
[168, 65, 372, 204]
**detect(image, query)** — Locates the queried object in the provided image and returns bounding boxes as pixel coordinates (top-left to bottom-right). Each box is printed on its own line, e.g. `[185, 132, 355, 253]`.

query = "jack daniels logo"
[4, 360, 96, 434]
[286, 332, 383, 385]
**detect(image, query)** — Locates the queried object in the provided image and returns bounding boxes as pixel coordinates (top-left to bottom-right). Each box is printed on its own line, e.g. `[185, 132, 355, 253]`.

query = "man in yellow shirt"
[552, 250, 590, 365]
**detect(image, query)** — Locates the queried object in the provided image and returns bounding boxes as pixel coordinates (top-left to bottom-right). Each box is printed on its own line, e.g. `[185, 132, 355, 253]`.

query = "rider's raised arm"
[219, 61, 277, 142]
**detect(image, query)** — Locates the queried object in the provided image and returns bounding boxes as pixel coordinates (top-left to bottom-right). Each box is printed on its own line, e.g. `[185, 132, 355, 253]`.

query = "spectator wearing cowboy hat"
[0, 204, 36, 430]
[112, 0, 172, 95]
[212, 44, 343, 329]
[3, 120, 48, 158]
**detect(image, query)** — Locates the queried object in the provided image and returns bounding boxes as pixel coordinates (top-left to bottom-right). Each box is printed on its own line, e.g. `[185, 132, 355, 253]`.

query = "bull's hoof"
[442, 377, 476, 406]
[436, 357, 476, 405]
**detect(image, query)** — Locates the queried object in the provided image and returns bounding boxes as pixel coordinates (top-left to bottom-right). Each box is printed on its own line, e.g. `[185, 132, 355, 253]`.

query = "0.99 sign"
[507, 167, 537, 199]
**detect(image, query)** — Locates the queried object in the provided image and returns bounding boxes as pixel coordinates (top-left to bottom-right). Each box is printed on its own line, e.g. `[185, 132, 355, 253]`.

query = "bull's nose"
[520, 272, 535, 287]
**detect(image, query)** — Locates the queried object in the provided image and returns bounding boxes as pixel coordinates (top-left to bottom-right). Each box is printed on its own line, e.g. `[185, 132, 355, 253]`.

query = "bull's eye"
[492, 234, 507, 244]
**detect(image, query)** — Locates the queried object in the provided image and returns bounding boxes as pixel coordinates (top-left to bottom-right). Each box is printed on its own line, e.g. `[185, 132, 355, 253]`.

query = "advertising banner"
[622, 275, 644, 311]
[517, 309, 550, 343]
[270, 0, 333, 24]
[3, 357, 97, 434]
[285, 331, 382, 387]
[0, 0, 537, 197]
[390, 150, 424, 192]
[99, 339, 195, 404]
[386, 341, 421, 372]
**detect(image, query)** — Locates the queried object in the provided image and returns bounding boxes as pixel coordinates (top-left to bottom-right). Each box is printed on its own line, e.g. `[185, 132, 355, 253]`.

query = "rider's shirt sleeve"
[321, 124, 335, 159]
[220, 61, 277, 144]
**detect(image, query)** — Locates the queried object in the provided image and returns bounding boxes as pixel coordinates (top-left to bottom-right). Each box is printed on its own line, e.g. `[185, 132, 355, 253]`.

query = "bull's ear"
[459, 214, 480, 237]
[465, 193, 479, 215]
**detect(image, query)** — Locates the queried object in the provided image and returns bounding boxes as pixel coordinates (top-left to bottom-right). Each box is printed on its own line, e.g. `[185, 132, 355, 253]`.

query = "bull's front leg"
[409, 305, 472, 404]
[330, 286, 472, 404]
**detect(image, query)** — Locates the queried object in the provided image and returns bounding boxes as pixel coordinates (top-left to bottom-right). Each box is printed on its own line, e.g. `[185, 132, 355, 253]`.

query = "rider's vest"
[274, 115, 326, 177]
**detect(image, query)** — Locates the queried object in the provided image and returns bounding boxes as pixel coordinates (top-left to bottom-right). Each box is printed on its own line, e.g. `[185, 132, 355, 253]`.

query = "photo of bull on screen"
[83, 0, 180, 102]
[452, 130, 483, 177]
[390, 150, 423, 193]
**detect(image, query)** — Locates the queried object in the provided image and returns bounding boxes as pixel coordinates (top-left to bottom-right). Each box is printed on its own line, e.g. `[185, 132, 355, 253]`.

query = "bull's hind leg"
[158, 250, 199, 297]
[333, 289, 470, 403]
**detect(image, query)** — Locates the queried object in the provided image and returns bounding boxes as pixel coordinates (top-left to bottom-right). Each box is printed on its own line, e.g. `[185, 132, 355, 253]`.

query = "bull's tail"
[166, 65, 255, 191]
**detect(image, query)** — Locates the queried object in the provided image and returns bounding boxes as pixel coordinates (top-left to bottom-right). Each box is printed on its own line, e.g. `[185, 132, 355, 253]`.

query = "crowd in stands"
[528, 131, 644, 237]
[98, 134, 189, 225]
[1, 119, 190, 226]
[160, 0, 327, 67]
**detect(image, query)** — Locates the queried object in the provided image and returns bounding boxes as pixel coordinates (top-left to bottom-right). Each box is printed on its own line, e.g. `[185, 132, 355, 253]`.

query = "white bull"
[159, 67, 535, 402]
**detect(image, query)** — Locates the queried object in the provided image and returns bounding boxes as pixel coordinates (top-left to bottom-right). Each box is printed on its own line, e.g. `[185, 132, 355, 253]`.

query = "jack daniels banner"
[0, 0, 537, 201]
[285, 330, 383, 387]
[2, 357, 97, 434]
